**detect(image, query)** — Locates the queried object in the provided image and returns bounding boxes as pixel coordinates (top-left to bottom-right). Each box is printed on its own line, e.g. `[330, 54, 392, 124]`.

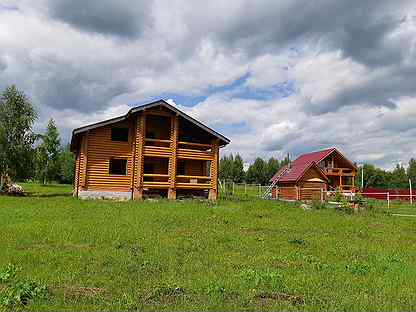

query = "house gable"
[318, 149, 357, 171]
[71, 100, 229, 151]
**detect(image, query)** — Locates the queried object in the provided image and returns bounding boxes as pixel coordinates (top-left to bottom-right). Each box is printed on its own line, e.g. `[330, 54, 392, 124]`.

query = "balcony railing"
[178, 141, 212, 151]
[324, 167, 354, 176]
[143, 138, 214, 160]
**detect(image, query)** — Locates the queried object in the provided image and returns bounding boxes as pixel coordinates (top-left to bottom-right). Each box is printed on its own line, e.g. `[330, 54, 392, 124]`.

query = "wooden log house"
[270, 148, 357, 201]
[70, 100, 230, 200]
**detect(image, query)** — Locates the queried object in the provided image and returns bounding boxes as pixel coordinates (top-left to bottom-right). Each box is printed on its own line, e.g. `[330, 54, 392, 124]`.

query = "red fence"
[362, 188, 416, 201]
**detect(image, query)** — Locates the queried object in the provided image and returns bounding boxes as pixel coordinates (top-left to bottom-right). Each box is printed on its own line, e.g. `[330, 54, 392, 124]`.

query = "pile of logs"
[0, 174, 24, 196]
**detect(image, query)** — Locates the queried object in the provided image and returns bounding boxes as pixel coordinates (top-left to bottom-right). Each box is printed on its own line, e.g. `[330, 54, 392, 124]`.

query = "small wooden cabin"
[270, 148, 357, 201]
[70, 100, 230, 200]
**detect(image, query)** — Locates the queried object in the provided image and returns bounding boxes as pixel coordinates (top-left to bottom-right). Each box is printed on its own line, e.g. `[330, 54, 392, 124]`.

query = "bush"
[353, 193, 366, 206]
[333, 190, 344, 202]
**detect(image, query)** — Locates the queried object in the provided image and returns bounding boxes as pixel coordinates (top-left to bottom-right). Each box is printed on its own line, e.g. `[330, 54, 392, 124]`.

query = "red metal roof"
[270, 148, 335, 183]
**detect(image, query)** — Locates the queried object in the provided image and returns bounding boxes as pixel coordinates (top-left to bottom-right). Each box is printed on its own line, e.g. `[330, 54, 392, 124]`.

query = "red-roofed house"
[270, 148, 357, 201]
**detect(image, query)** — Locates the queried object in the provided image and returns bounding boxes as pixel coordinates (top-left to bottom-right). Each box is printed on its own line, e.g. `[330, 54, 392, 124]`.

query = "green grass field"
[1, 183, 416, 311]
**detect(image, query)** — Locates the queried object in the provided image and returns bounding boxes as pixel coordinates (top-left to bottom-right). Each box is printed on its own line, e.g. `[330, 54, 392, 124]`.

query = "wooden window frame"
[109, 158, 128, 176]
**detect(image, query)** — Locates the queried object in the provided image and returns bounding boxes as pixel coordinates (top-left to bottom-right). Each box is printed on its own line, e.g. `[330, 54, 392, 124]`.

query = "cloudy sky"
[1, 0, 416, 168]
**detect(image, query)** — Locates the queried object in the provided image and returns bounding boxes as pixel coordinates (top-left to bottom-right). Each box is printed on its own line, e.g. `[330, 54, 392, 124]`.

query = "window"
[177, 161, 185, 175]
[111, 128, 129, 142]
[109, 158, 127, 175]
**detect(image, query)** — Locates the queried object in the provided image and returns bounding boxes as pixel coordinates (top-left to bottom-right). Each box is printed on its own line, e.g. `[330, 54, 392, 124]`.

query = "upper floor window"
[111, 127, 129, 142]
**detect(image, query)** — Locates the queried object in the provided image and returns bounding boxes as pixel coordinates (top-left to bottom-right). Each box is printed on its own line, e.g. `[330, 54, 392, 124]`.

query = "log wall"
[84, 120, 133, 192]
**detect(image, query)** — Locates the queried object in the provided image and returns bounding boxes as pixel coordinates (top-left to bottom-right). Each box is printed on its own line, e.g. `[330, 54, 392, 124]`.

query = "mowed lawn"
[1, 184, 416, 311]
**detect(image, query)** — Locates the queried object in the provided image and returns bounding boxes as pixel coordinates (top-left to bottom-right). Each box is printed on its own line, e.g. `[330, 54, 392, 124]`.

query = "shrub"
[353, 193, 366, 206]
[333, 190, 344, 202]
[1, 281, 48, 307]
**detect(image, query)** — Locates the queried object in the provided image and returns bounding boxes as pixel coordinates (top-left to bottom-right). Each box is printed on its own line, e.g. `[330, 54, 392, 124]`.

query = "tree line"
[220, 154, 416, 190]
[0, 85, 74, 186]
[219, 154, 290, 185]
[357, 162, 416, 190]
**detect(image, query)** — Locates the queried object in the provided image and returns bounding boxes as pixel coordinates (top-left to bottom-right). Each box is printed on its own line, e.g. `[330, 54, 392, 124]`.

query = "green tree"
[219, 154, 245, 183]
[35, 145, 48, 184]
[266, 157, 280, 182]
[35, 119, 61, 184]
[391, 164, 408, 189]
[280, 153, 291, 167]
[231, 154, 244, 183]
[357, 164, 386, 189]
[0, 85, 37, 185]
[407, 158, 416, 184]
[246, 157, 267, 185]
[357, 163, 411, 189]
[59, 144, 75, 184]
[219, 154, 234, 182]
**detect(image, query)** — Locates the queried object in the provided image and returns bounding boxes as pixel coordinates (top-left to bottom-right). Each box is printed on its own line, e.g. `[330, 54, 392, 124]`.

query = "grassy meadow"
[1, 183, 416, 311]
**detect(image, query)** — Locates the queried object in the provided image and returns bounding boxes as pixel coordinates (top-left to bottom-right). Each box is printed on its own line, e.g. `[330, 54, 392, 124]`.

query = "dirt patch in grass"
[254, 292, 305, 305]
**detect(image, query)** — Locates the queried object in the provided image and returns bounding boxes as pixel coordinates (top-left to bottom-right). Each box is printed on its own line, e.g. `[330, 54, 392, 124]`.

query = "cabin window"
[109, 158, 127, 175]
[111, 127, 129, 142]
[177, 161, 185, 175]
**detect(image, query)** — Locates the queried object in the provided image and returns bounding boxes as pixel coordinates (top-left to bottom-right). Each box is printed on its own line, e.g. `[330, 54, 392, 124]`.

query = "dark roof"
[270, 148, 354, 183]
[71, 99, 230, 149]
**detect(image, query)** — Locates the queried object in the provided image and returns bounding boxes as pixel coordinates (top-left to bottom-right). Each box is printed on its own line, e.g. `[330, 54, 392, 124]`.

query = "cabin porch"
[327, 174, 355, 192]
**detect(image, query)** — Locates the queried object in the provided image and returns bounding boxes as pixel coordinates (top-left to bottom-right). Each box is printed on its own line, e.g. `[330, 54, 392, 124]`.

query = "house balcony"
[177, 141, 214, 160]
[176, 175, 211, 189]
[141, 148, 213, 191]
[143, 138, 214, 160]
[324, 167, 354, 176]
[340, 185, 355, 192]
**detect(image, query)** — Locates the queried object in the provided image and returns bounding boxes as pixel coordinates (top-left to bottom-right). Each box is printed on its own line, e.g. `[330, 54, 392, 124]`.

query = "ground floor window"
[109, 158, 127, 175]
